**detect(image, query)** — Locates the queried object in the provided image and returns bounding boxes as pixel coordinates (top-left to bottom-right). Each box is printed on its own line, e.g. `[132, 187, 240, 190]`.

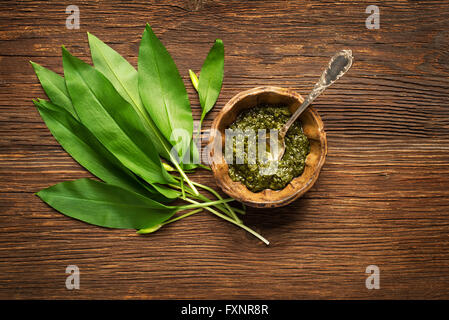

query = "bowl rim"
[209, 86, 328, 208]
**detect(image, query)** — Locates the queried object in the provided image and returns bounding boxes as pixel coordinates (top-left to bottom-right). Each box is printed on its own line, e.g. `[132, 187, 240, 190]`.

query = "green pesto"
[228, 105, 310, 192]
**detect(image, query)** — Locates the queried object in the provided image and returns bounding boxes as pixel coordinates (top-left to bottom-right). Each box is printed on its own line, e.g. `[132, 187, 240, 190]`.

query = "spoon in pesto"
[273, 49, 353, 160]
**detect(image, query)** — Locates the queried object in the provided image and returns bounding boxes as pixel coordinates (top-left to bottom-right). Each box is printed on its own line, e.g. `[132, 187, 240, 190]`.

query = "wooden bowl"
[209, 86, 327, 208]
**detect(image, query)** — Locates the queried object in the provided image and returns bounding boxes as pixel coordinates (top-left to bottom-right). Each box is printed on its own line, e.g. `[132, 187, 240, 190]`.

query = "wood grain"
[1, 0, 449, 299]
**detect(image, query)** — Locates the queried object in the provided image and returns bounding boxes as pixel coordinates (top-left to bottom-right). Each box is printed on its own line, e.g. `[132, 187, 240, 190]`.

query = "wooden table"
[1, 0, 449, 299]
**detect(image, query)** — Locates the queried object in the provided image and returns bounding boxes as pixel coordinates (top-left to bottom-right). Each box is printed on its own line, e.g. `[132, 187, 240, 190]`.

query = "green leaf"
[136, 224, 162, 234]
[37, 178, 178, 229]
[198, 39, 224, 124]
[189, 69, 199, 91]
[138, 24, 193, 161]
[30, 61, 78, 119]
[61, 47, 176, 195]
[87, 33, 170, 160]
[88, 32, 200, 177]
[152, 183, 180, 199]
[34, 99, 170, 202]
[182, 138, 200, 171]
[88, 33, 143, 113]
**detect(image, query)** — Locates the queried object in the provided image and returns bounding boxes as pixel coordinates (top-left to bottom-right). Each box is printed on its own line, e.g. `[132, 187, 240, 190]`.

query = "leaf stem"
[169, 183, 244, 220]
[180, 175, 185, 199]
[179, 198, 233, 210]
[173, 175, 242, 221]
[197, 164, 212, 171]
[163, 208, 202, 225]
[171, 159, 199, 196]
[137, 208, 202, 234]
[193, 181, 243, 216]
[184, 198, 269, 245]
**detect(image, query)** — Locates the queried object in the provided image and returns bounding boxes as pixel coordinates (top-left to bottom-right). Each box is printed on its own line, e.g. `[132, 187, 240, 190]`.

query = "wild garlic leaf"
[34, 99, 170, 202]
[151, 183, 180, 199]
[182, 138, 200, 171]
[189, 69, 199, 91]
[87, 33, 170, 159]
[138, 24, 193, 161]
[61, 47, 176, 195]
[198, 39, 224, 124]
[30, 61, 78, 119]
[88, 33, 143, 113]
[37, 178, 178, 229]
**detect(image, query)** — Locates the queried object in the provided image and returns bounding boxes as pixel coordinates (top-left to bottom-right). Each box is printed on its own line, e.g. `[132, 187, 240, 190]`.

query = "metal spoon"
[274, 49, 354, 160]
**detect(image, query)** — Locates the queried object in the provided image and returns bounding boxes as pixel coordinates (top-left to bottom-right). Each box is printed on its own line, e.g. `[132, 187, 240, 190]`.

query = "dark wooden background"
[1, 0, 449, 299]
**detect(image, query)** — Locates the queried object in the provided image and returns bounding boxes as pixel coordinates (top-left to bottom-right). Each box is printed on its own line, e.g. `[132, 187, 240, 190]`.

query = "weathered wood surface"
[1, 0, 449, 299]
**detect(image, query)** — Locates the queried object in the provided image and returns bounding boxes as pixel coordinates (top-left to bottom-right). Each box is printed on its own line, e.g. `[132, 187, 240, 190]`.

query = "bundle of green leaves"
[31, 24, 269, 245]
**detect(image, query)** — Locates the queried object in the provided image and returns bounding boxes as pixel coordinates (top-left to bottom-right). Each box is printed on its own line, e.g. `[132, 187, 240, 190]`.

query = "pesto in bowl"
[228, 105, 310, 192]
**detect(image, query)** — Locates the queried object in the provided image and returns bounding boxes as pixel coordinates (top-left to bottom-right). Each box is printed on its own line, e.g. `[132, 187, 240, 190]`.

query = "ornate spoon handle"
[281, 50, 354, 135]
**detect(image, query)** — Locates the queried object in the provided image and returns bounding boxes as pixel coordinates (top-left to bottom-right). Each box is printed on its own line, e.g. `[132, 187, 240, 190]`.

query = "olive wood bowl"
[209, 86, 327, 208]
